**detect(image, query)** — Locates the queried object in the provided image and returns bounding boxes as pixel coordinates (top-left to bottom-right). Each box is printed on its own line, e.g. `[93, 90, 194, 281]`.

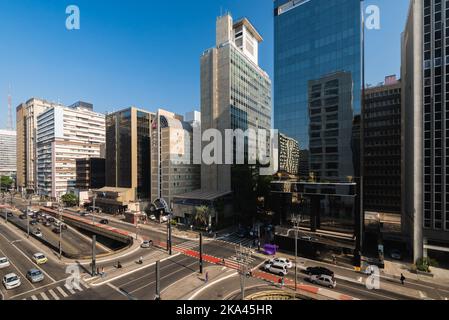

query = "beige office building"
[16, 98, 62, 192]
[200, 14, 272, 192]
[150, 109, 201, 207]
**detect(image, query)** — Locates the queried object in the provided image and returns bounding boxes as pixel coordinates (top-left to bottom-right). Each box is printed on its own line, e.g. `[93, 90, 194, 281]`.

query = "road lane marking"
[0, 227, 56, 282]
[64, 284, 76, 294]
[90, 253, 181, 287]
[48, 289, 60, 300]
[188, 271, 239, 300]
[0, 246, 36, 290]
[31, 295, 38, 300]
[337, 282, 396, 300]
[40, 292, 49, 300]
[56, 286, 68, 298]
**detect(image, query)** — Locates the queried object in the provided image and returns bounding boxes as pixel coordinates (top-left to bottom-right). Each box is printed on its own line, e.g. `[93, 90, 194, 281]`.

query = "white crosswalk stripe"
[175, 240, 198, 250]
[23, 282, 90, 300]
[217, 233, 257, 248]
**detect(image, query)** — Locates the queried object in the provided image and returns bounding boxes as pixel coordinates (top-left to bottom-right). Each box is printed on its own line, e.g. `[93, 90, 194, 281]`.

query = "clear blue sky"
[0, 0, 409, 128]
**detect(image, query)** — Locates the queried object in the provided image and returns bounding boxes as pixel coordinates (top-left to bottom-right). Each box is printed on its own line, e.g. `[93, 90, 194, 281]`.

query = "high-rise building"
[364, 76, 402, 222]
[76, 157, 106, 191]
[0, 129, 17, 177]
[200, 14, 272, 192]
[150, 109, 201, 206]
[274, 0, 362, 178]
[278, 133, 300, 176]
[402, 0, 449, 263]
[105, 107, 153, 202]
[308, 71, 355, 181]
[36, 102, 105, 199]
[16, 98, 60, 192]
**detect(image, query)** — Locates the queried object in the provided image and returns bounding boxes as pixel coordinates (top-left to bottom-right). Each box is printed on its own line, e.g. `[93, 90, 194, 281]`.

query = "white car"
[149, 215, 157, 221]
[309, 274, 337, 289]
[263, 262, 288, 276]
[270, 257, 293, 269]
[2, 273, 21, 290]
[141, 240, 153, 248]
[33, 230, 43, 238]
[0, 257, 10, 269]
[160, 215, 169, 223]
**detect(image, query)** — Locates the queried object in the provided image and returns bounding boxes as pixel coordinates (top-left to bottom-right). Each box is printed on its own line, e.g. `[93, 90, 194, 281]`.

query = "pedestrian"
[205, 271, 209, 284]
[400, 273, 406, 285]
[101, 267, 105, 278]
[96, 267, 100, 276]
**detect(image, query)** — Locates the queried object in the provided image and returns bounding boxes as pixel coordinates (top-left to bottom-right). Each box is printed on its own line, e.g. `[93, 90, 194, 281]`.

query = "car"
[308, 274, 337, 289]
[19, 214, 27, 220]
[0, 257, 10, 269]
[79, 211, 88, 217]
[61, 223, 68, 230]
[6, 212, 13, 218]
[305, 266, 335, 278]
[32, 253, 48, 265]
[263, 262, 288, 276]
[30, 219, 38, 226]
[2, 273, 21, 290]
[47, 217, 55, 223]
[269, 257, 293, 269]
[149, 214, 157, 221]
[33, 230, 43, 238]
[26, 269, 44, 283]
[99, 219, 109, 225]
[52, 227, 61, 234]
[160, 216, 169, 223]
[141, 240, 153, 248]
[43, 221, 51, 227]
[390, 249, 402, 260]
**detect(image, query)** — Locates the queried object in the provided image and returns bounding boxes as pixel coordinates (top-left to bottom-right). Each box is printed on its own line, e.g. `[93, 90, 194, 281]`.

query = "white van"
[263, 262, 288, 276]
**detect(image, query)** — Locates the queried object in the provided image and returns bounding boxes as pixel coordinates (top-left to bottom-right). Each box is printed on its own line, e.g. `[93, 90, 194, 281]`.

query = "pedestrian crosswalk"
[217, 233, 258, 249]
[174, 240, 199, 251]
[22, 281, 90, 301]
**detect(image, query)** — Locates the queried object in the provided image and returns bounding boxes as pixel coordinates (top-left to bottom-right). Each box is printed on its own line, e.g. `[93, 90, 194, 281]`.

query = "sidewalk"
[383, 260, 449, 286]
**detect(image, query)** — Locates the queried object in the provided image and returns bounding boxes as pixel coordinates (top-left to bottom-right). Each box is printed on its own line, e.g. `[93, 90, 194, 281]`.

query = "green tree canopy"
[0, 176, 14, 191]
[61, 193, 78, 207]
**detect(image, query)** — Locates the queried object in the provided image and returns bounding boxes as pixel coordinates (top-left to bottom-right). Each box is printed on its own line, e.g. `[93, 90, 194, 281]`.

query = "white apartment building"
[37, 102, 105, 199]
[0, 129, 17, 177]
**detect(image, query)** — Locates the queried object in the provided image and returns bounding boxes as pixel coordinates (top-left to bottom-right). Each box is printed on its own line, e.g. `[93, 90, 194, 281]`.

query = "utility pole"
[26, 200, 30, 239]
[236, 244, 252, 300]
[59, 204, 63, 260]
[155, 260, 161, 300]
[167, 217, 172, 255]
[92, 194, 97, 225]
[293, 216, 299, 298]
[199, 233, 203, 274]
[92, 235, 97, 276]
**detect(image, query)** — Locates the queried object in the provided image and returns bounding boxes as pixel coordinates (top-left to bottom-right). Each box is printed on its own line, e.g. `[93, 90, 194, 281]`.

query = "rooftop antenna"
[7, 84, 13, 130]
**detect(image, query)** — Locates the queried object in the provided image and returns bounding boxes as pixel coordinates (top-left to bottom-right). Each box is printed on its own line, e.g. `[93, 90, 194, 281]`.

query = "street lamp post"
[92, 194, 97, 225]
[293, 216, 299, 298]
[26, 200, 30, 239]
[59, 205, 63, 260]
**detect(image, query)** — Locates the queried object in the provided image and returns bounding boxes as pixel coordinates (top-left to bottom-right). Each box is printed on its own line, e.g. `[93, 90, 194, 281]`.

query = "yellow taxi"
[32, 253, 48, 265]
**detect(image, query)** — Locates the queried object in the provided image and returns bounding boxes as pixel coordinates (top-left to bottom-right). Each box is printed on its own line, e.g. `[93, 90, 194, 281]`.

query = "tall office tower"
[364, 76, 402, 216]
[36, 102, 105, 199]
[0, 129, 17, 177]
[402, 0, 449, 263]
[278, 133, 300, 176]
[200, 14, 272, 192]
[274, 0, 362, 180]
[150, 109, 201, 206]
[76, 158, 106, 191]
[308, 72, 355, 181]
[16, 98, 60, 193]
[105, 107, 153, 202]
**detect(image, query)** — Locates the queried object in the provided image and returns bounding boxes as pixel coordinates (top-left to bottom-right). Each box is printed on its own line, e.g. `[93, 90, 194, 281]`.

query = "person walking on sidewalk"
[400, 273, 406, 285]
[205, 271, 209, 284]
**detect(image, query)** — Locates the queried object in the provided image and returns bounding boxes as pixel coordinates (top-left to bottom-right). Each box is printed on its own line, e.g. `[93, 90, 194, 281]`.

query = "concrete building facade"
[200, 14, 272, 192]
[16, 98, 59, 192]
[150, 109, 201, 207]
[36, 102, 105, 199]
[402, 0, 449, 264]
[0, 129, 17, 177]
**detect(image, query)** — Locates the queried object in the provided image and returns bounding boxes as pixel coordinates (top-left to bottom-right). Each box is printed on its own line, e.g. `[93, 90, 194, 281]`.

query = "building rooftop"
[173, 189, 232, 201]
[233, 17, 263, 42]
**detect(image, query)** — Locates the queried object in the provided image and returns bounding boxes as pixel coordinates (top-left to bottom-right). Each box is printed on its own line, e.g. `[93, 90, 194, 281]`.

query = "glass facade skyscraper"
[274, 0, 362, 179]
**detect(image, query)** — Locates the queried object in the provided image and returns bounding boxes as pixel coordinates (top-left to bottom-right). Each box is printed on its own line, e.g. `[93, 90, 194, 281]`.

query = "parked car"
[52, 227, 61, 234]
[390, 249, 402, 260]
[141, 240, 153, 248]
[263, 262, 288, 276]
[269, 257, 293, 269]
[99, 219, 109, 225]
[2, 273, 21, 290]
[26, 269, 44, 283]
[308, 274, 337, 289]
[32, 253, 48, 265]
[0, 257, 10, 269]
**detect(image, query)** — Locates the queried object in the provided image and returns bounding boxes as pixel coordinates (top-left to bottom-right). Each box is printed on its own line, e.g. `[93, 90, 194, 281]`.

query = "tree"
[0, 176, 13, 191]
[61, 193, 78, 207]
